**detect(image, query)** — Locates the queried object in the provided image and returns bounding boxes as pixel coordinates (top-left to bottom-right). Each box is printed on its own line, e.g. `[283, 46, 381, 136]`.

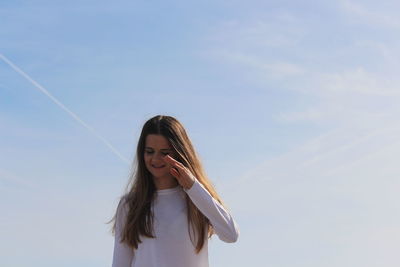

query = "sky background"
[1, 0, 399, 266]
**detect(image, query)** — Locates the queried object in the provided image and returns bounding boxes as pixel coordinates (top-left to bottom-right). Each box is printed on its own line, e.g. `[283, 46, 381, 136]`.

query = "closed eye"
[145, 151, 169, 156]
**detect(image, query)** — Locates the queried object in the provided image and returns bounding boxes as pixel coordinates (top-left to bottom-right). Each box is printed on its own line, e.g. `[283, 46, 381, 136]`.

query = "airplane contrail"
[0, 53, 130, 165]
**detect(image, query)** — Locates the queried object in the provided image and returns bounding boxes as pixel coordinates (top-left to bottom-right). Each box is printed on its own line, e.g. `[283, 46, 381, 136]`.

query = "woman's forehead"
[145, 134, 172, 149]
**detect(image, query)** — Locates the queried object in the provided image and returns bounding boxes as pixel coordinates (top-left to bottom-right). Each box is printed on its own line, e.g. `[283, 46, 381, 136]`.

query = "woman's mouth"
[152, 165, 165, 169]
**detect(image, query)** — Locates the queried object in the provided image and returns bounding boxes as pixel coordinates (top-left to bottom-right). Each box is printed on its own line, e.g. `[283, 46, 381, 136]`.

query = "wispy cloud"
[0, 167, 39, 191]
[0, 54, 129, 165]
[214, 51, 305, 79]
[274, 107, 324, 122]
[316, 67, 400, 96]
[223, 122, 400, 266]
[204, 4, 400, 265]
[203, 2, 400, 127]
[340, 0, 400, 28]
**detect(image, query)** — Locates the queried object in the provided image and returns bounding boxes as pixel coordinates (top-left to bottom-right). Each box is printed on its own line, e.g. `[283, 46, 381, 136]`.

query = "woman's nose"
[152, 152, 165, 161]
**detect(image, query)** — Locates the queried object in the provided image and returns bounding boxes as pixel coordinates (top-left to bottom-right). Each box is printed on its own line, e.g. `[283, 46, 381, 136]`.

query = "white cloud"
[205, 7, 400, 265]
[215, 51, 305, 79]
[341, 0, 400, 28]
[207, 16, 305, 49]
[204, 12, 400, 129]
[275, 108, 324, 122]
[222, 123, 400, 266]
[317, 67, 400, 96]
[0, 54, 130, 165]
[0, 168, 39, 191]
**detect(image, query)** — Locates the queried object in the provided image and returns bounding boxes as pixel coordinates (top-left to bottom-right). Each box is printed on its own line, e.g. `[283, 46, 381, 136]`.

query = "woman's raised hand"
[163, 155, 195, 190]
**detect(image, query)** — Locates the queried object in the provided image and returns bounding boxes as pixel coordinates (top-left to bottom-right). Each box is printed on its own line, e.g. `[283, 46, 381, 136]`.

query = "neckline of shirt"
[156, 185, 182, 195]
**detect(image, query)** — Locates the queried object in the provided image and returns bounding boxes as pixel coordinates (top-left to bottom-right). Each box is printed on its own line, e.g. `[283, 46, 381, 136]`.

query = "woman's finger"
[163, 154, 175, 163]
[170, 167, 180, 177]
[164, 155, 184, 169]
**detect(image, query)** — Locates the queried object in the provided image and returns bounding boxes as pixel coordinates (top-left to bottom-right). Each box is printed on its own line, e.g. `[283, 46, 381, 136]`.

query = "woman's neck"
[153, 176, 179, 190]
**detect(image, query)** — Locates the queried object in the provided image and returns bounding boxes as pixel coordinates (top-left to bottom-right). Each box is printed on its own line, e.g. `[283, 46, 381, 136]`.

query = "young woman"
[109, 115, 239, 267]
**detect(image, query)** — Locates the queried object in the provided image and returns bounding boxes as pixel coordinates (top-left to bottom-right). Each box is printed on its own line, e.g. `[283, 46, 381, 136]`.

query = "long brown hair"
[107, 115, 227, 253]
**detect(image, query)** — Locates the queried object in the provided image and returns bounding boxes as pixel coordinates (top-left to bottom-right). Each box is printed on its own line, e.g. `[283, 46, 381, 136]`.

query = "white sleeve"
[183, 178, 240, 243]
[111, 197, 134, 267]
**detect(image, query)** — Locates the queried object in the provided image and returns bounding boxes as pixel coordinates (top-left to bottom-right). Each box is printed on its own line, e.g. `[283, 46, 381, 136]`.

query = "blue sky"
[1, 0, 400, 266]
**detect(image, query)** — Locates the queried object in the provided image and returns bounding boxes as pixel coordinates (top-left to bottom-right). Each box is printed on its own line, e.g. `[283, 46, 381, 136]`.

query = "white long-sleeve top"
[111, 178, 240, 267]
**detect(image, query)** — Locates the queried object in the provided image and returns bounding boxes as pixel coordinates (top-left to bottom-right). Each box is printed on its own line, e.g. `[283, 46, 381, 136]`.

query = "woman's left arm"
[183, 177, 240, 243]
[164, 155, 240, 243]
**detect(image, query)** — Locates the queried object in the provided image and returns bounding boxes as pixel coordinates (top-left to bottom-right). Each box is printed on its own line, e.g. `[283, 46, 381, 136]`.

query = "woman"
[109, 115, 239, 267]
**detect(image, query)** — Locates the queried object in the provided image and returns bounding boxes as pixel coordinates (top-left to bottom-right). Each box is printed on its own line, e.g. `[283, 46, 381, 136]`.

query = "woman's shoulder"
[117, 193, 131, 212]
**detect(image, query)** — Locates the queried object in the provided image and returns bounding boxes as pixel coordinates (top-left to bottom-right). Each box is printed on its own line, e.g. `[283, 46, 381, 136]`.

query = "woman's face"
[144, 134, 175, 179]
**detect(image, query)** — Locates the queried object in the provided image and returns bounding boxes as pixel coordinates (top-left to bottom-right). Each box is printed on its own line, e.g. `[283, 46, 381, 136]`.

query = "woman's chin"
[152, 173, 173, 179]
